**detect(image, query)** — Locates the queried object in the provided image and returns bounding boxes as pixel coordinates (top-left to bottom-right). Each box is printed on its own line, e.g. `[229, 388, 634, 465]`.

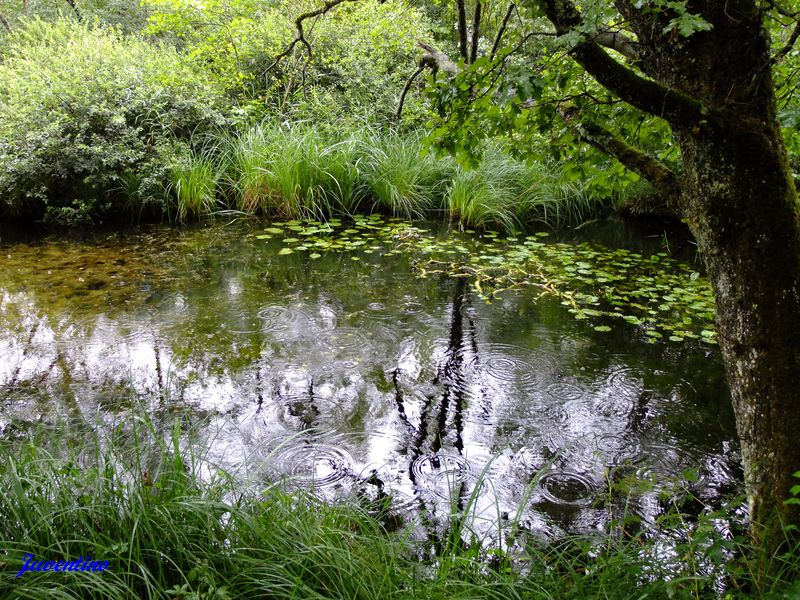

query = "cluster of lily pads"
[253, 216, 717, 344]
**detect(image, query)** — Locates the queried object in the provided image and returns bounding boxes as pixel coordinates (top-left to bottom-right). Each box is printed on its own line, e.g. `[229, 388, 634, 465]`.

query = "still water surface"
[0, 220, 739, 543]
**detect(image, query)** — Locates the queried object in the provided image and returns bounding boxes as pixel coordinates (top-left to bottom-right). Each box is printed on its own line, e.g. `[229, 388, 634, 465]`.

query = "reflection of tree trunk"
[392, 368, 415, 434]
[254, 364, 264, 411]
[436, 278, 468, 454]
[9, 320, 41, 387]
[408, 278, 469, 478]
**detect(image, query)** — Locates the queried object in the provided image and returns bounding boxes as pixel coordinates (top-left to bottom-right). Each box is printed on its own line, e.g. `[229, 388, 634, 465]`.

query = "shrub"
[142, 0, 434, 124]
[0, 18, 228, 223]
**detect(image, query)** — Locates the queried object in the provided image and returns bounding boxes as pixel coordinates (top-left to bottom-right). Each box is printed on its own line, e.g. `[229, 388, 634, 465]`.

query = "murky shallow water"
[0, 219, 739, 543]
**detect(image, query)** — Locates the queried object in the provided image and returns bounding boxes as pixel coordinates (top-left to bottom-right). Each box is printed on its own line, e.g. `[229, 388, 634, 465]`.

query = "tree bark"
[539, 0, 800, 549]
[456, 0, 469, 61]
[676, 108, 800, 547]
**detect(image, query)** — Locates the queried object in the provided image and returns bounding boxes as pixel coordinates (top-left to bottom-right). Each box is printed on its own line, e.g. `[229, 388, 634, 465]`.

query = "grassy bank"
[167, 123, 615, 232]
[1, 418, 798, 599]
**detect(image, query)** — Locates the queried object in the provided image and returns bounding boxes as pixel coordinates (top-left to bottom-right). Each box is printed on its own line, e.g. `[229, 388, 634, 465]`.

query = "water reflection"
[0, 221, 738, 542]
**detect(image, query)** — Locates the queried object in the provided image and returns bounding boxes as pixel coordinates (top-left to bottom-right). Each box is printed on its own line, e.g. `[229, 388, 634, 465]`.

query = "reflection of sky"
[0, 224, 738, 542]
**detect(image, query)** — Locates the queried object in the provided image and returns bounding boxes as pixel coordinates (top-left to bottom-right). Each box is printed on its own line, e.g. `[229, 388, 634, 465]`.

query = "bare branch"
[470, 1, 483, 64]
[490, 2, 516, 60]
[396, 63, 426, 120]
[265, 0, 356, 74]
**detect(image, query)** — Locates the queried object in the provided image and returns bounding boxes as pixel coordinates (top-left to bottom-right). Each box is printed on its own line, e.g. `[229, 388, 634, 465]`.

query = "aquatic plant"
[168, 150, 221, 222]
[359, 129, 452, 219]
[253, 216, 717, 344]
[210, 123, 610, 231]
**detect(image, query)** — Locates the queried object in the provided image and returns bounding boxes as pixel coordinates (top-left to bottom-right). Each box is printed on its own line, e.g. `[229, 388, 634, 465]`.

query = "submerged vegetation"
[1, 417, 799, 599]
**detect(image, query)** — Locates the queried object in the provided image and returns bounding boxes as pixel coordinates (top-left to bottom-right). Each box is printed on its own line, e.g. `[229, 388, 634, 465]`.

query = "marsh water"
[0, 219, 739, 544]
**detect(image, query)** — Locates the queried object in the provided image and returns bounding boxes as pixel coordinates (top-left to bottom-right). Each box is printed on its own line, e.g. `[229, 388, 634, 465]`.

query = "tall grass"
[360, 130, 453, 219]
[170, 121, 612, 230]
[169, 152, 221, 222]
[0, 417, 799, 598]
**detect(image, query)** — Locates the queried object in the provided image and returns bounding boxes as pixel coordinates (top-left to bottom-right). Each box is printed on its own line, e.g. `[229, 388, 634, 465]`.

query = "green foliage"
[1, 416, 799, 599]
[177, 122, 609, 228]
[142, 0, 433, 123]
[0, 0, 151, 36]
[0, 18, 228, 222]
[360, 130, 452, 219]
[168, 148, 224, 222]
[141, 0, 292, 96]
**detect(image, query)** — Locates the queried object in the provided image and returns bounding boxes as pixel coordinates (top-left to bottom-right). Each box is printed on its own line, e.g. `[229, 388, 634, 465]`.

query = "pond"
[0, 217, 740, 545]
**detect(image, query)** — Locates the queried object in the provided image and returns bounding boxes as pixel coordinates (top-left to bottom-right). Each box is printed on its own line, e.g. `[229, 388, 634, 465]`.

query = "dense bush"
[0, 19, 228, 223]
[142, 0, 433, 124]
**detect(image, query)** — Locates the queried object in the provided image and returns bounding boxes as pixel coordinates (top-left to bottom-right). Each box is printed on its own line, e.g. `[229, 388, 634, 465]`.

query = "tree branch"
[490, 2, 516, 60]
[470, 1, 483, 64]
[397, 63, 426, 120]
[593, 31, 640, 61]
[566, 112, 681, 202]
[765, 0, 799, 18]
[265, 0, 356, 74]
[417, 42, 459, 75]
[772, 19, 800, 64]
[540, 0, 705, 127]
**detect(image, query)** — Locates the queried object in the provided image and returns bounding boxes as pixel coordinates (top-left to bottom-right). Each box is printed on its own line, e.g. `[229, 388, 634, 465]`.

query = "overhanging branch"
[397, 63, 426, 120]
[567, 113, 681, 202]
[541, 0, 705, 127]
[265, 0, 356, 74]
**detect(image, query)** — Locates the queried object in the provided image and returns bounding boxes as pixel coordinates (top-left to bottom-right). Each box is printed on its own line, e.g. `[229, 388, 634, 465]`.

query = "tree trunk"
[538, 0, 800, 548]
[677, 113, 800, 546]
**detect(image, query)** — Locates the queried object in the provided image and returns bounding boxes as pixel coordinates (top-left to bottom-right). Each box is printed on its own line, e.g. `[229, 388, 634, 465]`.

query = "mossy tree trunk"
[540, 0, 800, 547]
